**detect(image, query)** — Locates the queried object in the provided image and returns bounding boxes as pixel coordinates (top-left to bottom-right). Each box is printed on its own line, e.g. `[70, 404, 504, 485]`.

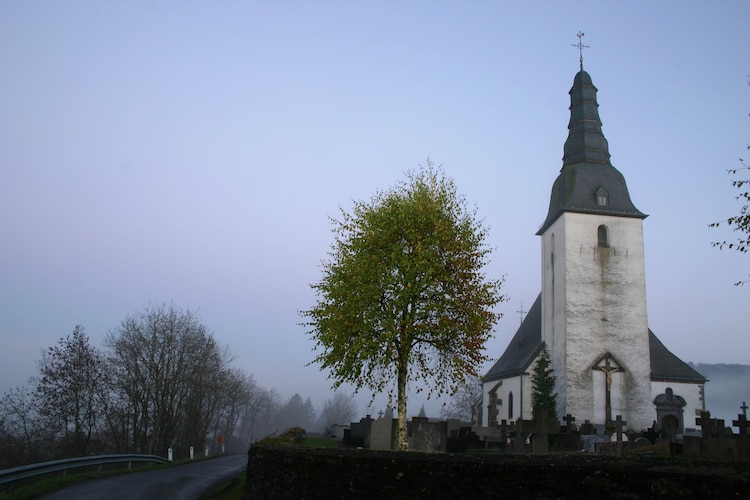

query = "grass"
[302, 436, 339, 448]
[204, 470, 247, 500]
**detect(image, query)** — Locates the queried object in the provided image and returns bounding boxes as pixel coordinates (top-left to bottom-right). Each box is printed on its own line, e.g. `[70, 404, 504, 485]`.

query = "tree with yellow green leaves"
[302, 162, 505, 450]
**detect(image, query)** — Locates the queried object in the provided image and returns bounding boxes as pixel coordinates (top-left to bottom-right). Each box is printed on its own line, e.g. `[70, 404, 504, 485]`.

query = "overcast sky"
[2, 1, 748, 418]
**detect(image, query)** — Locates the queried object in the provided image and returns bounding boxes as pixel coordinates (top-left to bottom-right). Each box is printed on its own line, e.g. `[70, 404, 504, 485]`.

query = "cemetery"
[245, 52, 750, 500]
[245, 404, 750, 498]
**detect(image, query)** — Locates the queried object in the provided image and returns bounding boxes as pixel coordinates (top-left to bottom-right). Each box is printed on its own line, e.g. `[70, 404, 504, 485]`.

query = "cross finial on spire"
[572, 31, 589, 71]
[516, 301, 527, 326]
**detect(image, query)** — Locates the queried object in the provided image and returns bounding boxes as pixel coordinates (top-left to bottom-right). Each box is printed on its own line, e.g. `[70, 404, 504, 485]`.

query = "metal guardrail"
[0, 454, 170, 487]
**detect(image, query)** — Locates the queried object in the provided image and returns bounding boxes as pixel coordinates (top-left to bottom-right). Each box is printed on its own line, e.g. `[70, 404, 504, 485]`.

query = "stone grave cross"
[562, 413, 576, 432]
[733, 404, 749, 437]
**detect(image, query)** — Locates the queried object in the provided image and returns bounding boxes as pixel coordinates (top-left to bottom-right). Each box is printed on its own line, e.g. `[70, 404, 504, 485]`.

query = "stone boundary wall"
[246, 446, 749, 499]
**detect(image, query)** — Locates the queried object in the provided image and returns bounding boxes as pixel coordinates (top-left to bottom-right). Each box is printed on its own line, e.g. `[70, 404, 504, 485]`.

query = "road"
[39, 454, 247, 500]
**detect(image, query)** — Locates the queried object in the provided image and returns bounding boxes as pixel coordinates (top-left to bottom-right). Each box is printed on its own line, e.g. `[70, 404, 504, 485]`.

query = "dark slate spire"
[537, 70, 646, 235]
[562, 71, 610, 166]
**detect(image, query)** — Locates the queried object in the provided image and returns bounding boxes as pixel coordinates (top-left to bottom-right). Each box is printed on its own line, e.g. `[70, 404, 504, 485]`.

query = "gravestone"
[527, 405, 561, 453]
[531, 410, 550, 453]
[345, 415, 373, 448]
[615, 415, 627, 456]
[695, 411, 736, 460]
[409, 418, 447, 452]
[644, 424, 659, 445]
[446, 419, 462, 438]
[369, 408, 395, 451]
[579, 419, 596, 435]
[732, 403, 750, 462]
[447, 426, 482, 452]
[561, 414, 577, 433]
[513, 419, 532, 453]
[555, 414, 581, 452]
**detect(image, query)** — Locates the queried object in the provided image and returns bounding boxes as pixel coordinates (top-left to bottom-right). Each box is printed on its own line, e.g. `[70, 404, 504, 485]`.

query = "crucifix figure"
[593, 356, 623, 423]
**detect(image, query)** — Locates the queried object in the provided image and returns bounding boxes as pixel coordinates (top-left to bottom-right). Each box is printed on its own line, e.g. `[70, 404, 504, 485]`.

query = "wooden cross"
[572, 31, 590, 70]
[742, 401, 748, 418]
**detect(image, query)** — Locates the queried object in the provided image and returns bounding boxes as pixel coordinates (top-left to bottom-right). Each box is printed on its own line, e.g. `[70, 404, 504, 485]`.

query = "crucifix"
[593, 356, 623, 423]
[571, 31, 590, 71]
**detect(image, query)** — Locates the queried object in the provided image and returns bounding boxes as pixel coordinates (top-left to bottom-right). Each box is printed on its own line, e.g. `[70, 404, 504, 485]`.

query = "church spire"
[537, 64, 646, 235]
[561, 70, 611, 168]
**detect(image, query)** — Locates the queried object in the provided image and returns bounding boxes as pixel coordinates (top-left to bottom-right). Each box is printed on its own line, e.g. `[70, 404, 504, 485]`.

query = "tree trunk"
[397, 353, 408, 451]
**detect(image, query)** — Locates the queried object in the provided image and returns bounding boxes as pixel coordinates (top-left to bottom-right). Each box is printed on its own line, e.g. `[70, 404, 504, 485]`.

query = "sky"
[1, 1, 749, 419]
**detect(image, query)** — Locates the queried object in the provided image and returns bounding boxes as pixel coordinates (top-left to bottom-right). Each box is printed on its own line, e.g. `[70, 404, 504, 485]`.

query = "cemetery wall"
[245, 446, 749, 499]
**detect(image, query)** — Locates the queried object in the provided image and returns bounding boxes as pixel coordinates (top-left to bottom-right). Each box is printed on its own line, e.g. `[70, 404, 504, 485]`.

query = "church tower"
[536, 69, 653, 430]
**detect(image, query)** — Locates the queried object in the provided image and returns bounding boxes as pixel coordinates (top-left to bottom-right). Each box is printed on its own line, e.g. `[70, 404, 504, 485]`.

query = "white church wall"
[541, 220, 567, 416]
[480, 374, 534, 427]
[542, 212, 653, 430]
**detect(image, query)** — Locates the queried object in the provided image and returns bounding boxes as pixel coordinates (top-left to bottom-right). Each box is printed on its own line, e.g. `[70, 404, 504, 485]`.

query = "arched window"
[508, 391, 514, 420]
[597, 225, 609, 248]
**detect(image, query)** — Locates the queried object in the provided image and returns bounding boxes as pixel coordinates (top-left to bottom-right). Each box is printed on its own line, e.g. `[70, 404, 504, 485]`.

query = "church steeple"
[537, 69, 646, 235]
[562, 71, 611, 167]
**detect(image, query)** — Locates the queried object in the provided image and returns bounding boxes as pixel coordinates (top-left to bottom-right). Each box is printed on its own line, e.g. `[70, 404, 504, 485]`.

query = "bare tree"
[238, 387, 280, 443]
[318, 391, 358, 433]
[35, 326, 109, 457]
[0, 386, 51, 466]
[105, 303, 228, 458]
[440, 376, 481, 422]
[209, 367, 254, 453]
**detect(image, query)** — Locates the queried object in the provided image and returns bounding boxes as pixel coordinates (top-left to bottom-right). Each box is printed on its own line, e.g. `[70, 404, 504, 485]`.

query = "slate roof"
[483, 293, 707, 385]
[649, 330, 708, 383]
[483, 294, 543, 382]
[537, 70, 646, 235]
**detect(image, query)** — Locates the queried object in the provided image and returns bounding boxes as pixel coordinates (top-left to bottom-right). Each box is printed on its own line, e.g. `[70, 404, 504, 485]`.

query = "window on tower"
[598, 225, 609, 248]
[596, 186, 609, 206]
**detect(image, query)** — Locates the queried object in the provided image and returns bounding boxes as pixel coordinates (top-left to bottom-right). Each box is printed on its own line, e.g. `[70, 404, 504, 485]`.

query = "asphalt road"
[39, 454, 247, 500]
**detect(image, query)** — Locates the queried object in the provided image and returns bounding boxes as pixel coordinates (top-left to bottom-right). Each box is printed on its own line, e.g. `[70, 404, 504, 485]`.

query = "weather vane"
[572, 31, 589, 70]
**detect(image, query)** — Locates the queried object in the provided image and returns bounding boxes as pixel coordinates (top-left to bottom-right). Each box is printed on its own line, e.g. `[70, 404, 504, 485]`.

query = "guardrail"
[0, 454, 170, 489]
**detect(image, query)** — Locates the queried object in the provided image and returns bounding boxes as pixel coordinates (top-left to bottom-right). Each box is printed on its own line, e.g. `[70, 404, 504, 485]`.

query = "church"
[479, 63, 707, 436]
